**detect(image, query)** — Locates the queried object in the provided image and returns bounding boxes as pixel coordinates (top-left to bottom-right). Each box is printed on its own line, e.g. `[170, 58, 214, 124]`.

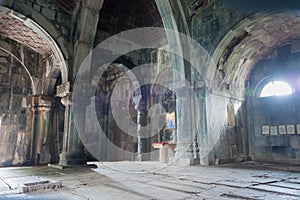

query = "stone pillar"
[58, 0, 104, 166]
[59, 93, 87, 166]
[174, 87, 200, 166]
[72, 0, 104, 80]
[31, 95, 52, 165]
[135, 100, 150, 161]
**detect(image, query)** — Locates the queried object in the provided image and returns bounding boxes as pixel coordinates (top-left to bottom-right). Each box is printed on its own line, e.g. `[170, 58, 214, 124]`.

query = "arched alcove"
[247, 43, 300, 163]
[212, 12, 300, 99]
[0, 7, 68, 166]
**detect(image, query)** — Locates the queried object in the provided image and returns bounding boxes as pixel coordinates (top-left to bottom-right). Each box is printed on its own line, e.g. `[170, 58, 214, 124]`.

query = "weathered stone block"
[57, 37, 69, 59]
[13, 1, 34, 17]
[0, 57, 8, 65]
[56, 12, 71, 27]
[32, 11, 59, 38]
[2, 0, 14, 7]
[36, 0, 49, 7]
[42, 8, 56, 20]
[33, 4, 42, 12]
[61, 26, 69, 36]
[215, 157, 236, 165]
[7, 131, 17, 144]
[291, 149, 300, 159]
[0, 50, 9, 56]
[0, 65, 8, 73]
[290, 139, 300, 149]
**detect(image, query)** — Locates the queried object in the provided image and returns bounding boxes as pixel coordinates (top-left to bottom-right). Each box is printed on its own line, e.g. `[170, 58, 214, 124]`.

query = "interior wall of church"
[95, 63, 137, 161]
[189, 1, 250, 165]
[2, 0, 74, 69]
[0, 39, 34, 166]
[247, 45, 300, 163]
[1, 0, 298, 166]
[0, 34, 64, 166]
[91, 48, 177, 162]
[200, 92, 246, 165]
[191, 1, 249, 55]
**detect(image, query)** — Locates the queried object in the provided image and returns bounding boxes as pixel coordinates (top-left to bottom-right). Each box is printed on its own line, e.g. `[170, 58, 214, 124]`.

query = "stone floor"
[0, 161, 299, 199]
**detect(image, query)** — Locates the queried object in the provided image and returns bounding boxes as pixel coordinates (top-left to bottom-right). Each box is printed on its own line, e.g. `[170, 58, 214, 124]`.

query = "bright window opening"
[260, 81, 293, 97]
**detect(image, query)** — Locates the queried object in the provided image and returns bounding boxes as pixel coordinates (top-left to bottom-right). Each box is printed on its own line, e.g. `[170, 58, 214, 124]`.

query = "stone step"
[21, 180, 62, 193]
[1, 176, 62, 194]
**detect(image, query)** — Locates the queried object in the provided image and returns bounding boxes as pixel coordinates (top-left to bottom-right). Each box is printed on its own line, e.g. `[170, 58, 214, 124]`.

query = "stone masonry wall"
[248, 44, 300, 163]
[201, 92, 246, 165]
[0, 40, 34, 166]
[191, 0, 249, 55]
[2, 0, 73, 62]
[189, 1, 251, 164]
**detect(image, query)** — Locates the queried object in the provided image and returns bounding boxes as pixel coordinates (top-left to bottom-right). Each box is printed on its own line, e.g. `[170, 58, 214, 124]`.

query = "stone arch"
[155, 0, 186, 77]
[91, 62, 138, 161]
[0, 6, 68, 84]
[1, 0, 70, 59]
[0, 7, 69, 166]
[211, 15, 259, 82]
[211, 12, 300, 98]
[43, 67, 63, 96]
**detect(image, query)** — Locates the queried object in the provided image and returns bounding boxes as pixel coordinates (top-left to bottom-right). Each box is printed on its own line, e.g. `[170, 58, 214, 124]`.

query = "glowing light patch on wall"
[260, 81, 292, 97]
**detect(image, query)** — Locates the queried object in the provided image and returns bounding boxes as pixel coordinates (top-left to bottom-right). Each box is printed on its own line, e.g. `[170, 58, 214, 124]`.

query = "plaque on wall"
[287, 125, 295, 134]
[270, 126, 278, 135]
[297, 124, 300, 134]
[278, 125, 287, 135]
[262, 125, 269, 135]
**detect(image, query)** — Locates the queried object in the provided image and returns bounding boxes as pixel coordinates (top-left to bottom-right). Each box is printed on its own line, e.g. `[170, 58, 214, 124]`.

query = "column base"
[136, 153, 151, 161]
[174, 145, 200, 166]
[174, 157, 200, 166]
[59, 151, 86, 166]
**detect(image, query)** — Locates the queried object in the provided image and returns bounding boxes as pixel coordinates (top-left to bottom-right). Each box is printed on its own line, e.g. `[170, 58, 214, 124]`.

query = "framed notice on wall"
[287, 125, 295, 134]
[166, 112, 176, 130]
[278, 125, 287, 135]
[297, 124, 300, 134]
[262, 125, 269, 135]
[270, 126, 278, 135]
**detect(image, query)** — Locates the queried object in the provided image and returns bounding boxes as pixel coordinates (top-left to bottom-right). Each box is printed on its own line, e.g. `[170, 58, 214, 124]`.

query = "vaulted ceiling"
[217, 12, 300, 94]
[0, 13, 50, 55]
[95, 0, 163, 45]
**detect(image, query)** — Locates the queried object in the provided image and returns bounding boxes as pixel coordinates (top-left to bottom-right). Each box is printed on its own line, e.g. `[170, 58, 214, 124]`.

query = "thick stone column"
[135, 100, 150, 161]
[59, 93, 87, 166]
[31, 95, 52, 165]
[155, 0, 200, 165]
[174, 87, 200, 166]
[58, 0, 104, 166]
[72, 0, 104, 80]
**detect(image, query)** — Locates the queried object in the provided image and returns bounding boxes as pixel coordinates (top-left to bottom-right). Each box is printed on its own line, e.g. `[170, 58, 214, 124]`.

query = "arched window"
[260, 81, 293, 97]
